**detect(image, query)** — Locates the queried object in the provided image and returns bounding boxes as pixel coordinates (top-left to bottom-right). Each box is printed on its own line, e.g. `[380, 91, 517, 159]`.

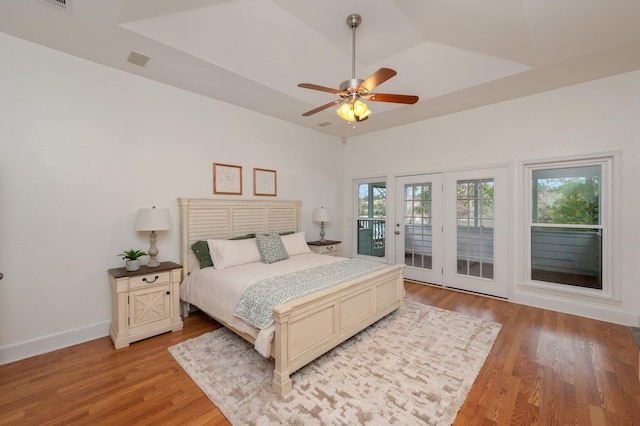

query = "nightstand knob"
[143, 275, 159, 284]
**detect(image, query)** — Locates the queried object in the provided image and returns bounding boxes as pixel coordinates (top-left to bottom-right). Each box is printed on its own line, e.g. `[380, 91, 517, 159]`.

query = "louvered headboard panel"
[178, 198, 301, 274]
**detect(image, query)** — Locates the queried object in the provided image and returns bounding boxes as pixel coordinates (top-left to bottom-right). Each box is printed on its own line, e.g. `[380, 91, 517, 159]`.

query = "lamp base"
[147, 230, 161, 267]
[319, 221, 327, 242]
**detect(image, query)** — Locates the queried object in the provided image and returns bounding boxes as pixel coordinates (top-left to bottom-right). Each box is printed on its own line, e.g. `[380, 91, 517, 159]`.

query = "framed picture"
[253, 168, 277, 196]
[213, 163, 242, 195]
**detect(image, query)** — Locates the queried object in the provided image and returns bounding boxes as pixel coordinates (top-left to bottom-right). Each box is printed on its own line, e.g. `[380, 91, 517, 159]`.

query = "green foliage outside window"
[359, 183, 386, 218]
[537, 176, 599, 225]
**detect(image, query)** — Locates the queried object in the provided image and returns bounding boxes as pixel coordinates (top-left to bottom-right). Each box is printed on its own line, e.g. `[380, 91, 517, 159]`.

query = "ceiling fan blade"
[297, 83, 341, 94]
[302, 99, 343, 116]
[365, 92, 419, 104]
[359, 68, 397, 93]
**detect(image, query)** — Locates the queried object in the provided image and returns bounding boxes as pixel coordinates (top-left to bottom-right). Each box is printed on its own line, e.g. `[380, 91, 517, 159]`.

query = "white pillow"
[207, 238, 261, 269]
[281, 232, 312, 256]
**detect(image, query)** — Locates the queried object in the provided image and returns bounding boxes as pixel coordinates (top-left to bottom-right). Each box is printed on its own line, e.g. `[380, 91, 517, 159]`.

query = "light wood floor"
[1, 281, 639, 425]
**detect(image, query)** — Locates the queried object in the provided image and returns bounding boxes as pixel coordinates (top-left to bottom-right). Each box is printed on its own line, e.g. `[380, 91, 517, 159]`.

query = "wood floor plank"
[1, 281, 639, 425]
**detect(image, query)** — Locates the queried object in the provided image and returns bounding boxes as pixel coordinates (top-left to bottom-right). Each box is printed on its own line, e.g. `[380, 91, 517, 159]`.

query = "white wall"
[0, 33, 343, 363]
[342, 70, 640, 326]
[2, 31, 638, 364]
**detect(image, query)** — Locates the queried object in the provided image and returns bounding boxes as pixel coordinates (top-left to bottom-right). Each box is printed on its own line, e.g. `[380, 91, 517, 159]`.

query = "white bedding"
[180, 253, 343, 356]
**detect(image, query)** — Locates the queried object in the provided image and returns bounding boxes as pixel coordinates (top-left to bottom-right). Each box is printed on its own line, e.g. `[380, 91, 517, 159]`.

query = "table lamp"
[135, 206, 170, 267]
[312, 207, 331, 242]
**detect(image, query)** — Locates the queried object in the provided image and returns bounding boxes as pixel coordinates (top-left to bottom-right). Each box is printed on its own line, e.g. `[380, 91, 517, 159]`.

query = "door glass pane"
[357, 182, 386, 257]
[456, 179, 494, 279]
[530, 165, 602, 289]
[404, 183, 433, 269]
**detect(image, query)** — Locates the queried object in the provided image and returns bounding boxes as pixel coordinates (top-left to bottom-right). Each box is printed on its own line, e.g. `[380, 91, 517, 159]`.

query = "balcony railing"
[357, 219, 385, 257]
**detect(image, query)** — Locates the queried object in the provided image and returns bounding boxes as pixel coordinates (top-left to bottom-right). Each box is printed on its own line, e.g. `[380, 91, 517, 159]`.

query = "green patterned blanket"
[234, 259, 387, 329]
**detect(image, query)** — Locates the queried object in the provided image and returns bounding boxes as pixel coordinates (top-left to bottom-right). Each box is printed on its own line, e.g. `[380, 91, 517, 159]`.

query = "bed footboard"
[271, 264, 405, 396]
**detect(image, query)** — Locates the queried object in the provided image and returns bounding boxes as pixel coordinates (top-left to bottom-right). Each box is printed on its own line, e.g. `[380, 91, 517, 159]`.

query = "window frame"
[521, 154, 620, 302]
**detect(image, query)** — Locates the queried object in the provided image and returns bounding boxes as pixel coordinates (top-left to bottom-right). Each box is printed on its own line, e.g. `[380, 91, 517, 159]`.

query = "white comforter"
[180, 253, 343, 357]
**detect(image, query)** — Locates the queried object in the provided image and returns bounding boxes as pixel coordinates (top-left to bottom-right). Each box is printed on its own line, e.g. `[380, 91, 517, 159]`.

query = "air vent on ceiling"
[127, 51, 151, 67]
[39, 0, 71, 13]
[317, 121, 332, 127]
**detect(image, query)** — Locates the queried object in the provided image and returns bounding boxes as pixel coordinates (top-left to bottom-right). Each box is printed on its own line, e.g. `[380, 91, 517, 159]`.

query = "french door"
[443, 167, 509, 298]
[395, 174, 443, 285]
[395, 167, 509, 298]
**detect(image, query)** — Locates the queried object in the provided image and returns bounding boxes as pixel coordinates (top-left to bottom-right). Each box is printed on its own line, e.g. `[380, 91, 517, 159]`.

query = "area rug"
[168, 301, 501, 425]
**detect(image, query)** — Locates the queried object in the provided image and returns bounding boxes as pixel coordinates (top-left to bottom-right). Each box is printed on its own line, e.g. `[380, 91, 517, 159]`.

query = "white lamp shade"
[312, 207, 331, 223]
[135, 208, 171, 231]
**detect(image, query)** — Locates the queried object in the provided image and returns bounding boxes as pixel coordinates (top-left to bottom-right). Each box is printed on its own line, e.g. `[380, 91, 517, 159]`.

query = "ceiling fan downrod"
[340, 14, 364, 93]
[348, 14, 360, 80]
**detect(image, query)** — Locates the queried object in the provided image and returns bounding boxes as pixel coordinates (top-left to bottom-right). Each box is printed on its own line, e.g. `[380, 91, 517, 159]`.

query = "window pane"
[530, 227, 602, 289]
[481, 199, 494, 220]
[532, 166, 601, 225]
[480, 181, 494, 198]
[405, 186, 413, 200]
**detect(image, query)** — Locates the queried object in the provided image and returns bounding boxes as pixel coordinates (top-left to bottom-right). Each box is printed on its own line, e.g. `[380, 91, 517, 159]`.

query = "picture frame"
[213, 163, 242, 195]
[253, 168, 277, 196]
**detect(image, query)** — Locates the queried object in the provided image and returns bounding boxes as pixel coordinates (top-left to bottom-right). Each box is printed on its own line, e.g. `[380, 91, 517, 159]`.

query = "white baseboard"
[0, 320, 111, 365]
[510, 291, 640, 327]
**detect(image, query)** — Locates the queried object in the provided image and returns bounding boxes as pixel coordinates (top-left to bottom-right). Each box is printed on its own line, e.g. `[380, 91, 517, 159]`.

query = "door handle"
[394, 231, 400, 235]
[0, 272, 3, 280]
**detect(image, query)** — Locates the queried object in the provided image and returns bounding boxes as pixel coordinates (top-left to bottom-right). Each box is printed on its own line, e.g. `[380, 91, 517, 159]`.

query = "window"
[356, 181, 386, 258]
[524, 156, 615, 298]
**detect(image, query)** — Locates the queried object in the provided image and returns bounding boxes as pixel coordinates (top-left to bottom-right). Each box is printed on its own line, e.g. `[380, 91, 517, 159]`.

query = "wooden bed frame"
[178, 198, 405, 396]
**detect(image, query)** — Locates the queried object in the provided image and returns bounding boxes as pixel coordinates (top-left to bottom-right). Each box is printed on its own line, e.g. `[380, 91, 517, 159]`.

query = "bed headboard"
[178, 198, 302, 274]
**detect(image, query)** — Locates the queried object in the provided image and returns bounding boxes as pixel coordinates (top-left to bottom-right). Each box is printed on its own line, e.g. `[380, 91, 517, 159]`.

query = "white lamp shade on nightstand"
[312, 207, 331, 223]
[135, 208, 171, 231]
[135, 207, 170, 267]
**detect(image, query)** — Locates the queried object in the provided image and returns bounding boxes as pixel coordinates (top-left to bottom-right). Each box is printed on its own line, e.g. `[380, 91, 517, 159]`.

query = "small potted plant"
[117, 249, 147, 272]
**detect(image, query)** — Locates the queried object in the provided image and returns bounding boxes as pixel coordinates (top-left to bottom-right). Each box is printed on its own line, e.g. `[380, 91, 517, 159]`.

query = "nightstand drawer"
[308, 242, 342, 257]
[319, 244, 339, 254]
[129, 271, 171, 289]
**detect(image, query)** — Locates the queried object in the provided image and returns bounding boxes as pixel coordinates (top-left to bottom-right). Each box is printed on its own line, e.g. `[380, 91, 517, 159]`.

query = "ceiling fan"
[298, 14, 419, 124]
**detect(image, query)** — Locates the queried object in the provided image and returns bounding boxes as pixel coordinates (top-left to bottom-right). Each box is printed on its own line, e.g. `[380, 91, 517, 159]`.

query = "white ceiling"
[2, 0, 640, 138]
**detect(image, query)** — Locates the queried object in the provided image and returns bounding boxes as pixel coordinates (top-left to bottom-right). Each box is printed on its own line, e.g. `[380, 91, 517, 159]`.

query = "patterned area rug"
[168, 301, 501, 425]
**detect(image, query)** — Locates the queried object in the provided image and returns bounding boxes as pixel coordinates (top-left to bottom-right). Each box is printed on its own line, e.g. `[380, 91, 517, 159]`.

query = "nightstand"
[307, 240, 342, 257]
[108, 261, 183, 349]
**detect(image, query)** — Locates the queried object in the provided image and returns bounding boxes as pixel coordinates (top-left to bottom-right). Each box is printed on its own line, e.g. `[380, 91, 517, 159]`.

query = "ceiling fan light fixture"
[336, 99, 370, 123]
[337, 103, 355, 122]
[353, 100, 368, 116]
[357, 107, 371, 120]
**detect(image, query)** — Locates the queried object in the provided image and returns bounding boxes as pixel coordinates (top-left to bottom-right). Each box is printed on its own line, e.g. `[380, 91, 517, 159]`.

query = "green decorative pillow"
[191, 240, 213, 269]
[230, 233, 256, 240]
[256, 230, 289, 264]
